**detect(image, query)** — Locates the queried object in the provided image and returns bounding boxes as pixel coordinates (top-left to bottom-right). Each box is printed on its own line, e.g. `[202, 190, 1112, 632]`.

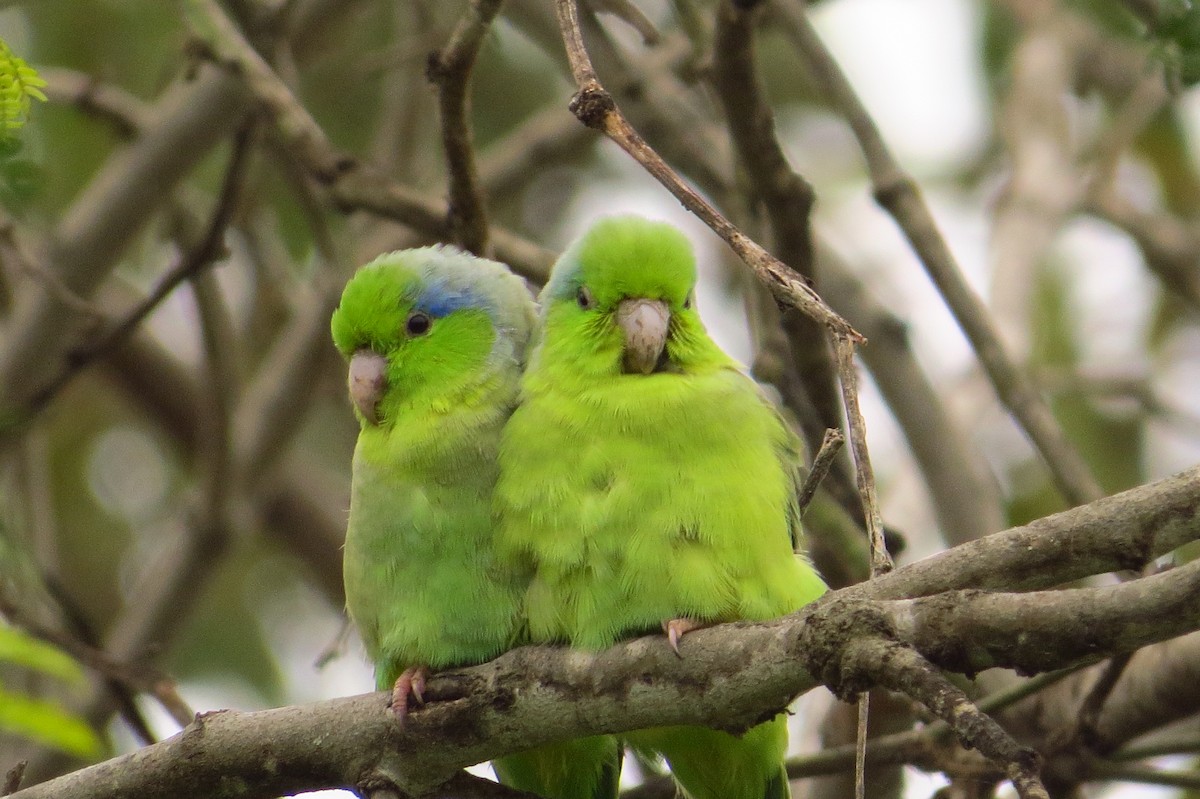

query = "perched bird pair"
[330, 216, 828, 799]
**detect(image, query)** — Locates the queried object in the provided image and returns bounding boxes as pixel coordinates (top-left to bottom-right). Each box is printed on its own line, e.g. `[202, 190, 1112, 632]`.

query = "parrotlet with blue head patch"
[331, 245, 536, 718]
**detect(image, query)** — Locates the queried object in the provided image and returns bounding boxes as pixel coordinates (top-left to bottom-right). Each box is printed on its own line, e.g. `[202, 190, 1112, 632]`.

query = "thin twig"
[797, 428, 844, 516]
[833, 339, 892, 576]
[1074, 654, 1133, 748]
[777, 0, 1103, 508]
[854, 696, 868, 799]
[427, 0, 504, 255]
[819, 242, 1005, 543]
[553, 0, 862, 342]
[832, 332, 891, 799]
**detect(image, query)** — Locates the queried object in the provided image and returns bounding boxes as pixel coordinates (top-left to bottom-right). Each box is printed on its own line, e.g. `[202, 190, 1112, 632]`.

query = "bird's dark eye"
[683, 291, 694, 310]
[576, 286, 595, 310]
[406, 312, 432, 336]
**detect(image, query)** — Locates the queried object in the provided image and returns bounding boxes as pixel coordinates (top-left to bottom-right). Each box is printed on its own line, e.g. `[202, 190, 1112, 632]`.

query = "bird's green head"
[538, 215, 722, 378]
[330, 246, 536, 428]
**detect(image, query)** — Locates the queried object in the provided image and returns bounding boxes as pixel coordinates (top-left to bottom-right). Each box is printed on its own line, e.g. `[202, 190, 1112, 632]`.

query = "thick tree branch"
[13, 481, 1200, 799]
[856, 464, 1200, 600]
[880, 558, 1200, 674]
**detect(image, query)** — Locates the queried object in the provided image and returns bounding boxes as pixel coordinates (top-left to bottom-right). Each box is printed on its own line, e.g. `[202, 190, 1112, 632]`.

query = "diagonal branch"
[710, 0, 846, 485]
[15, 121, 259, 427]
[832, 637, 1047, 799]
[776, 0, 1104, 508]
[553, 0, 862, 343]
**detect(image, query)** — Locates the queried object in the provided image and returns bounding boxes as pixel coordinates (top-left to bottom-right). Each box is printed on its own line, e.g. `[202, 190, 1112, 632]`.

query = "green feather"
[495, 216, 826, 799]
[493, 737, 623, 799]
[332, 246, 535, 690]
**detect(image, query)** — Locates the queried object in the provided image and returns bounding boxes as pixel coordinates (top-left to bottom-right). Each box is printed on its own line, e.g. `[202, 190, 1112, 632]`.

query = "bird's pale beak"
[616, 298, 670, 375]
[348, 350, 388, 425]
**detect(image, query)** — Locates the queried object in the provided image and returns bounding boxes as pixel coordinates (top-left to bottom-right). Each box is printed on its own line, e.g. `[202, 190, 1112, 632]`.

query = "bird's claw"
[390, 665, 428, 724]
[662, 618, 709, 657]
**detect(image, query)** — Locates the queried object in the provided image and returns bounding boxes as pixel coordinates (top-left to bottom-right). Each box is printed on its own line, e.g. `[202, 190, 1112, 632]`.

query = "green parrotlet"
[494, 216, 827, 799]
[331, 246, 535, 719]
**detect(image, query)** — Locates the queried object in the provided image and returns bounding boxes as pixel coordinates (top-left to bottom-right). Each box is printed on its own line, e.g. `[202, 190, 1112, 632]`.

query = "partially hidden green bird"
[331, 246, 536, 718]
[494, 216, 828, 799]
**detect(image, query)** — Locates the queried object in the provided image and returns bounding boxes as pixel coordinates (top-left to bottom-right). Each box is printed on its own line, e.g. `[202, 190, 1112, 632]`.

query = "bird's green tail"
[494, 736, 622, 799]
[626, 717, 790, 799]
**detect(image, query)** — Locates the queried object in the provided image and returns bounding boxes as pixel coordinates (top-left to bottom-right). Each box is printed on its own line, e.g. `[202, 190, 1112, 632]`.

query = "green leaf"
[0, 685, 102, 758]
[0, 624, 85, 683]
[0, 37, 47, 132]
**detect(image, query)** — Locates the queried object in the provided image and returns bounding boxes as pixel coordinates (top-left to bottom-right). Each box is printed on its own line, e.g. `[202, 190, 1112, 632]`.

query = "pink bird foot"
[662, 618, 712, 657]
[390, 665, 428, 723]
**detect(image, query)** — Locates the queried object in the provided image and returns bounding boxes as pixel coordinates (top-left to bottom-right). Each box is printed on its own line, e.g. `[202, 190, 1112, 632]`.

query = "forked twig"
[796, 428, 844, 517]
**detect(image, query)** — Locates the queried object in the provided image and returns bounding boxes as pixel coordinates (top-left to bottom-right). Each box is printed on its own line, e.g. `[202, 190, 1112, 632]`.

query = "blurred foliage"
[0, 37, 44, 213]
[0, 37, 45, 131]
[1151, 0, 1200, 86]
[0, 625, 101, 759]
